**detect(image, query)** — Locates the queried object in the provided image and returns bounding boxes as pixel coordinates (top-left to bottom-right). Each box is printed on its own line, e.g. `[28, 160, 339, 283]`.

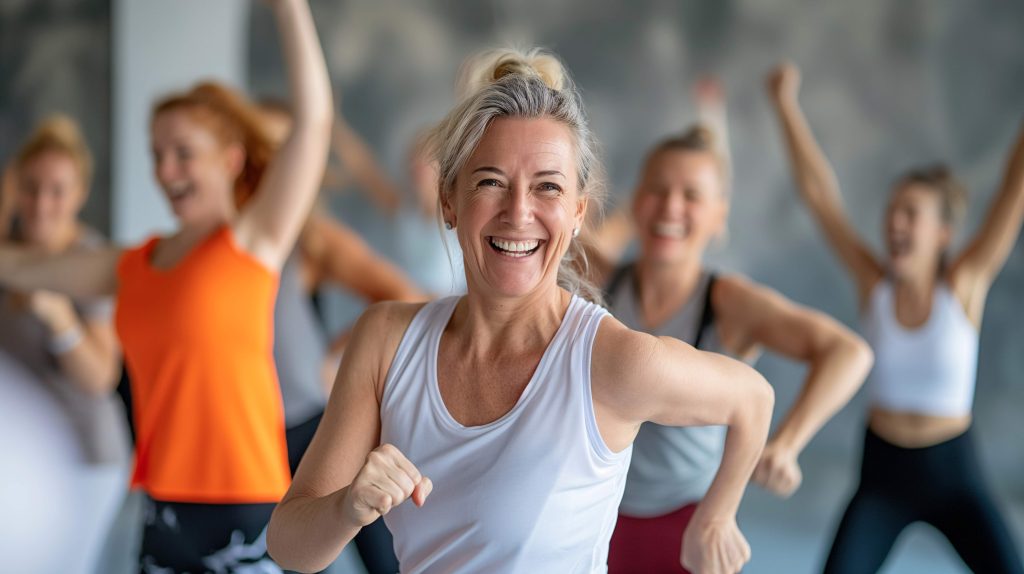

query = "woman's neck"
[22, 222, 80, 253]
[634, 255, 704, 323]
[454, 284, 571, 360]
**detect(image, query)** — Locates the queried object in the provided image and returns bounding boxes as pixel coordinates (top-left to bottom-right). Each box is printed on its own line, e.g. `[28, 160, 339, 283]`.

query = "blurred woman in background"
[0, 114, 130, 573]
[768, 61, 1024, 574]
[0, 0, 333, 570]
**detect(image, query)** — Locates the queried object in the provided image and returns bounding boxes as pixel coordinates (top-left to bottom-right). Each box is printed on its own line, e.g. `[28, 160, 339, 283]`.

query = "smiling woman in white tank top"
[769, 61, 1024, 574]
[267, 48, 775, 574]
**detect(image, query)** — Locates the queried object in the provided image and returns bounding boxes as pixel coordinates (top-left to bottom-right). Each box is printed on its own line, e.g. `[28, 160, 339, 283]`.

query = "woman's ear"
[439, 185, 456, 228]
[224, 142, 246, 180]
[575, 195, 589, 231]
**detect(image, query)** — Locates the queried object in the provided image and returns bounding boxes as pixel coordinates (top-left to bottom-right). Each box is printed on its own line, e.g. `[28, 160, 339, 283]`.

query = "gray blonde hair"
[428, 48, 606, 303]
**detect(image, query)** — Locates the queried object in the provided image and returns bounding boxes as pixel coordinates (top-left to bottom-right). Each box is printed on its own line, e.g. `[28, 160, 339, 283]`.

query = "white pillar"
[111, 0, 250, 244]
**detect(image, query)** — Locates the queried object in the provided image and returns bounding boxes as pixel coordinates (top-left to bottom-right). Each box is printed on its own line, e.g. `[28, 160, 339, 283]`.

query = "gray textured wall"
[249, 0, 1024, 474]
[0, 0, 112, 234]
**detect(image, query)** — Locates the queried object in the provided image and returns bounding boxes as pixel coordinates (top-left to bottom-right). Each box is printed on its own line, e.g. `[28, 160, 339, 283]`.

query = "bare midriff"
[869, 407, 972, 448]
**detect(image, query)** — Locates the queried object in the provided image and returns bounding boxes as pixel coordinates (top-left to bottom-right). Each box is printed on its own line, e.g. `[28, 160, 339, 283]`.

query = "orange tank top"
[115, 226, 290, 503]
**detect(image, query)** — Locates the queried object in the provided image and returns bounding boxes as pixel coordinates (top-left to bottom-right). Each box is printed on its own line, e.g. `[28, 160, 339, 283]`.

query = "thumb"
[412, 476, 433, 507]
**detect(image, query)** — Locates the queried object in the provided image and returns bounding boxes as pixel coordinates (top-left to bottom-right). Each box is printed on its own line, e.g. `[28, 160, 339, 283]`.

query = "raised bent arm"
[951, 118, 1024, 298]
[329, 119, 403, 214]
[304, 214, 424, 303]
[714, 276, 873, 497]
[593, 319, 773, 573]
[0, 244, 120, 299]
[234, 0, 333, 271]
[767, 63, 884, 302]
[268, 302, 429, 573]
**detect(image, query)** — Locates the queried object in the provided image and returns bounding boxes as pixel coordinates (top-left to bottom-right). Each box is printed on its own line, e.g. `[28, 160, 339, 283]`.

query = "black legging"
[824, 427, 1023, 574]
[140, 497, 279, 573]
[286, 411, 400, 574]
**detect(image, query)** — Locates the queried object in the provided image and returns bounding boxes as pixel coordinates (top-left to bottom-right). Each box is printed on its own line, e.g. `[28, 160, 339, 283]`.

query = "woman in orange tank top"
[0, 1, 332, 571]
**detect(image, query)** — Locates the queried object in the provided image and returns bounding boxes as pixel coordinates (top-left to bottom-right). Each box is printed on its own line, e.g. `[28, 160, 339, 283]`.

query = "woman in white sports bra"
[267, 48, 775, 574]
[768, 62, 1024, 574]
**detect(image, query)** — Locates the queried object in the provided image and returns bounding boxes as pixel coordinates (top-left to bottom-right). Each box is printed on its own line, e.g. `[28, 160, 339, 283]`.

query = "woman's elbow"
[738, 370, 774, 430]
[829, 331, 874, 384]
[266, 508, 307, 572]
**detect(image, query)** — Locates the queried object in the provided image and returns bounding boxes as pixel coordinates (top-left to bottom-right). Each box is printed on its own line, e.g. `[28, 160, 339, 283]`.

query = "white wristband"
[49, 325, 84, 355]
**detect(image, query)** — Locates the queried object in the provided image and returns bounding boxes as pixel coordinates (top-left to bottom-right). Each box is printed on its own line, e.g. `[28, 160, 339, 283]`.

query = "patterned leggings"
[139, 497, 280, 574]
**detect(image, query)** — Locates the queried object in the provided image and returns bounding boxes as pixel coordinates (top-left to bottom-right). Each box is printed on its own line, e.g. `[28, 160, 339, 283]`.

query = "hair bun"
[456, 48, 568, 101]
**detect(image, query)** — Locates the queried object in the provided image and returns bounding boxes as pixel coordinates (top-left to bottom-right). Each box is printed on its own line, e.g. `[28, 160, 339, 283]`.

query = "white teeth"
[490, 237, 540, 255]
[652, 222, 686, 238]
[168, 181, 192, 199]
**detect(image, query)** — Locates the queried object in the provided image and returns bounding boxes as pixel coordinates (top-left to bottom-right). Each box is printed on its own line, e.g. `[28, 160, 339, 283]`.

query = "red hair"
[152, 82, 276, 208]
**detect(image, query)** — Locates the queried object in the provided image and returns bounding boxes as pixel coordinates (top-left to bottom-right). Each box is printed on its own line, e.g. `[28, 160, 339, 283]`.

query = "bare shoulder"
[354, 300, 427, 346]
[592, 315, 659, 398]
[710, 273, 774, 314]
[346, 300, 430, 395]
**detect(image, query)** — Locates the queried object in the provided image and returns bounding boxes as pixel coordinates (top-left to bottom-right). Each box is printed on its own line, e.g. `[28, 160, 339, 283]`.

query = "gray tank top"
[607, 264, 732, 517]
[273, 250, 329, 426]
[0, 225, 130, 465]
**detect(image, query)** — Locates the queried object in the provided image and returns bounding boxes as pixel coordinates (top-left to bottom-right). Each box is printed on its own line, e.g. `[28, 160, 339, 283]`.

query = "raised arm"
[767, 63, 884, 303]
[302, 213, 424, 303]
[581, 204, 633, 286]
[329, 118, 403, 214]
[234, 0, 333, 270]
[0, 244, 121, 299]
[592, 318, 773, 574]
[267, 302, 431, 573]
[950, 119, 1024, 310]
[695, 76, 732, 181]
[713, 275, 873, 498]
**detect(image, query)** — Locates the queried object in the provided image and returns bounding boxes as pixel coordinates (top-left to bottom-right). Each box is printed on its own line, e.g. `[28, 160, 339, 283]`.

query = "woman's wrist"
[49, 322, 84, 355]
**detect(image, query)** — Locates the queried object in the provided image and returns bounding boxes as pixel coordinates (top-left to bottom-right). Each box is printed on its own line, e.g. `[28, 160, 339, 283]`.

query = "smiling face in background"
[632, 148, 728, 266]
[885, 182, 951, 280]
[150, 108, 243, 228]
[444, 117, 586, 300]
[16, 150, 87, 248]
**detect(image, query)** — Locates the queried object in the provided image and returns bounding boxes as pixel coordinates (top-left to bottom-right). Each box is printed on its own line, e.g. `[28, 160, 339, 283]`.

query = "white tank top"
[380, 295, 632, 573]
[862, 279, 978, 417]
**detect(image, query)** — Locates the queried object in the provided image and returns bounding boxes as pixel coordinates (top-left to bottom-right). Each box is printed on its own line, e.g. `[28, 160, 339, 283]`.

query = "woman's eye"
[537, 182, 562, 194]
[478, 178, 502, 188]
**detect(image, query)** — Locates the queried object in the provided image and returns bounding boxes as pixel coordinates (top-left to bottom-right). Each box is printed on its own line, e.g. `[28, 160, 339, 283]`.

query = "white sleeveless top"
[862, 279, 978, 417]
[380, 295, 632, 573]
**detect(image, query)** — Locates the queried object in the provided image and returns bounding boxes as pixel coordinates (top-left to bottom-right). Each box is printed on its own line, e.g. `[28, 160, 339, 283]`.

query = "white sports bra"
[862, 279, 979, 417]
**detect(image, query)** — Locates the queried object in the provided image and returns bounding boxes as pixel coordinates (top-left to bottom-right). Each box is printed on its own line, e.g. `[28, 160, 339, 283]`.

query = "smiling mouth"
[651, 221, 687, 239]
[488, 236, 542, 258]
[889, 237, 911, 258]
[166, 181, 195, 203]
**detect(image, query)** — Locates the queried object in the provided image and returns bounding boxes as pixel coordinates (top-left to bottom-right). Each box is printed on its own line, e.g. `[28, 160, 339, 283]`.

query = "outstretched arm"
[593, 318, 774, 574]
[767, 63, 884, 304]
[0, 245, 121, 299]
[234, 0, 333, 271]
[950, 119, 1024, 316]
